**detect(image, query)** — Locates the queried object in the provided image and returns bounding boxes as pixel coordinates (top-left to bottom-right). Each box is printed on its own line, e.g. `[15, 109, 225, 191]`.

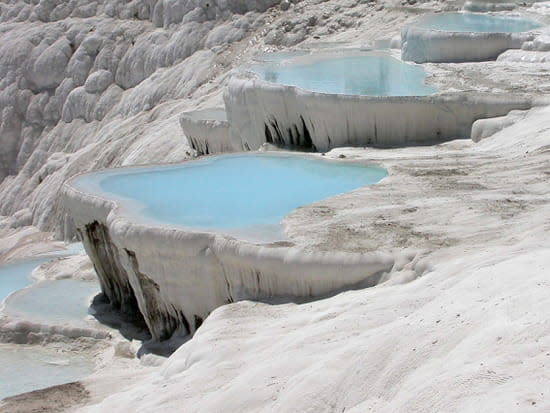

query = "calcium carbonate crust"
[463, 0, 516, 12]
[179, 113, 234, 155]
[401, 25, 536, 63]
[62, 159, 423, 342]
[223, 74, 536, 153]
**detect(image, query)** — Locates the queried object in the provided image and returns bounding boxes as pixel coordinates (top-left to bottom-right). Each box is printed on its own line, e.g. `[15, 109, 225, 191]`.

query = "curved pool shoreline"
[70, 153, 387, 242]
[62, 153, 412, 340]
[248, 51, 438, 96]
[401, 12, 543, 63]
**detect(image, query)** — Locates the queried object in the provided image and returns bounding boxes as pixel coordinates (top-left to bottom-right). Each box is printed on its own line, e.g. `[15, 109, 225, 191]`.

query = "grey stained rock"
[84, 70, 113, 94]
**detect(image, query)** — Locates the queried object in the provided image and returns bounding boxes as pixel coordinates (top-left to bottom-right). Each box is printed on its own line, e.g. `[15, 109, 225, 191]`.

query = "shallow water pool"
[412, 12, 542, 33]
[0, 344, 94, 399]
[3, 279, 98, 323]
[0, 259, 50, 303]
[73, 154, 387, 241]
[250, 52, 437, 96]
[0, 244, 84, 303]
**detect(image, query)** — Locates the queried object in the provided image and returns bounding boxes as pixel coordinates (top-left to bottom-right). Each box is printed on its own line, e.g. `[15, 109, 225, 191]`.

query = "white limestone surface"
[1, 0, 550, 409]
[464, 0, 516, 12]
[0, 0, 284, 239]
[224, 74, 535, 152]
[179, 109, 236, 155]
[471, 109, 528, 142]
[401, 25, 535, 63]
[0, 0, 542, 240]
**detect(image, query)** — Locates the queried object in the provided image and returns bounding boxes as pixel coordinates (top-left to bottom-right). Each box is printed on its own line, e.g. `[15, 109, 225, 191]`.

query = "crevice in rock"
[300, 115, 315, 150]
[269, 117, 284, 145]
[81, 222, 143, 322]
[125, 249, 190, 340]
[194, 315, 203, 330]
[264, 123, 273, 143]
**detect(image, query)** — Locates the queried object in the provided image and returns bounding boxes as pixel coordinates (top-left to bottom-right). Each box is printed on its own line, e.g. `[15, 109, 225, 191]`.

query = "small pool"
[250, 52, 437, 96]
[3, 279, 99, 324]
[0, 259, 51, 303]
[0, 344, 94, 399]
[73, 154, 387, 241]
[0, 244, 84, 303]
[412, 12, 542, 33]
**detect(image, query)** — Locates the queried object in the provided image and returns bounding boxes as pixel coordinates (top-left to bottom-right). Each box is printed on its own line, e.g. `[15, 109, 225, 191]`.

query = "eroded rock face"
[401, 26, 535, 64]
[80, 221, 140, 317]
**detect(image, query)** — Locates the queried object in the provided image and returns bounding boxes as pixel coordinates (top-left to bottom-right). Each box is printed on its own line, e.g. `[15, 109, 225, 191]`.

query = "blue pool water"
[0, 259, 50, 303]
[4, 279, 98, 323]
[250, 53, 437, 96]
[413, 12, 542, 33]
[0, 244, 96, 400]
[0, 344, 94, 399]
[75, 154, 387, 240]
[0, 244, 84, 303]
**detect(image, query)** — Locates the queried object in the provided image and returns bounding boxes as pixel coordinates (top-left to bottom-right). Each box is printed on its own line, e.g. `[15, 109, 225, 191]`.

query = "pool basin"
[3, 279, 99, 324]
[63, 153, 398, 340]
[401, 12, 543, 63]
[0, 259, 51, 303]
[249, 51, 437, 96]
[0, 244, 84, 303]
[253, 50, 311, 63]
[0, 344, 94, 399]
[71, 153, 387, 242]
[412, 12, 542, 33]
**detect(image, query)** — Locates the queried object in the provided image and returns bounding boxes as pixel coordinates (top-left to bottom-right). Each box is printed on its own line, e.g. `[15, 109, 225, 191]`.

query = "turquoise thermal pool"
[0, 259, 51, 302]
[0, 245, 97, 400]
[3, 279, 99, 323]
[0, 244, 84, 303]
[412, 12, 542, 33]
[0, 344, 94, 399]
[250, 52, 437, 96]
[73, 154, 387, 241]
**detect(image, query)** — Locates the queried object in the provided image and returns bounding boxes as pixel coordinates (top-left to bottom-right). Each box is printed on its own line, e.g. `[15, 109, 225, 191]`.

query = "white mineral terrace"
[223, 50, 540, 153]
[62, 154, 405, 339]
[179, 108, 232, 155]
[401, 12, 545, 63]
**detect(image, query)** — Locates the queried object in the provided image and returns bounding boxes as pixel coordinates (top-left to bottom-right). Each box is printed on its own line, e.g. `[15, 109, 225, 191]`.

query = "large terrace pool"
[72, 154, 387, 242]
[250, 52, 437, 96]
